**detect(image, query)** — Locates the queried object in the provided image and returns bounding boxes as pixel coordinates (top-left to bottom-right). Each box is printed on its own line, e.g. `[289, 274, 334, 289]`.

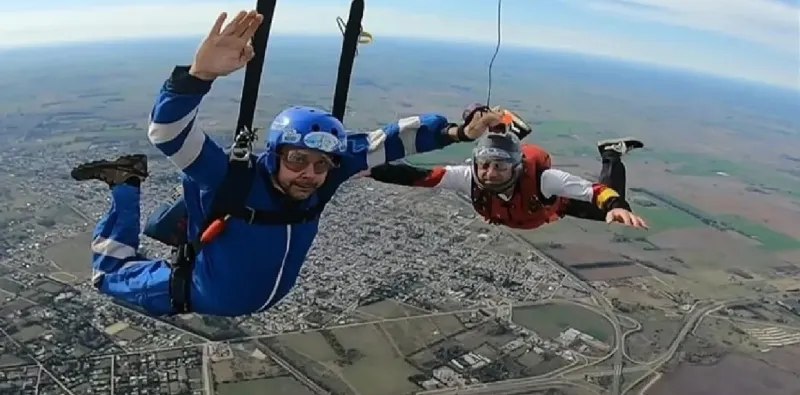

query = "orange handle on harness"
[489, 111, 514, 134]
[501, 111, 513, 125]
[200, 215, 230, 244]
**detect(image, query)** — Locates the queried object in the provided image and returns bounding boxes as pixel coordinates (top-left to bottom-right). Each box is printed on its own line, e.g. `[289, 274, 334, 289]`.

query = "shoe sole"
[71, 158, 148, 181]
[597, 137, 644, 149]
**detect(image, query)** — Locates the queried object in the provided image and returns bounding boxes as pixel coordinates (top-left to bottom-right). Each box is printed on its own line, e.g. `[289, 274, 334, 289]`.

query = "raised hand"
[189, 10, 265, 81]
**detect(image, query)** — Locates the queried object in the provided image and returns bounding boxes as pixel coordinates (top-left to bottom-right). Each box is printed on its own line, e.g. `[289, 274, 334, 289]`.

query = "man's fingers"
[209, 12, 227, 37]
[240, 45, 255, 62]
[624, 214, 634, 227]
[480, 112, 503, 128]
[240, 13, 265, 39]
[221, 10, 248, 36]
[234, 10, 259, 37]
[245, 45, 256, 61]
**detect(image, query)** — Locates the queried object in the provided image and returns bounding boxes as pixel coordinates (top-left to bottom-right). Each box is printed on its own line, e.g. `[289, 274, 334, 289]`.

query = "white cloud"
[582, 0, 800, 52]
[0, 1, 796, 88]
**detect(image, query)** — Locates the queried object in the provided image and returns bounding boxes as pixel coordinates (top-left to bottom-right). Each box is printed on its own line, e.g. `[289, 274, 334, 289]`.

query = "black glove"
[605, 197, 632, 212]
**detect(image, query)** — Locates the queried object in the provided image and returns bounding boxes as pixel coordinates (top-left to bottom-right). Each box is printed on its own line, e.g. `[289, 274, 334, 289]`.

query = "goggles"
[280, 149, 338, 174]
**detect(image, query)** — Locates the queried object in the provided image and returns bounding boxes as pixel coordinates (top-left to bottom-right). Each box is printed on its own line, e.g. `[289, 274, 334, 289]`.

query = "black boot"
[597, 137, 644, 156]
[71, 154, 149, 188]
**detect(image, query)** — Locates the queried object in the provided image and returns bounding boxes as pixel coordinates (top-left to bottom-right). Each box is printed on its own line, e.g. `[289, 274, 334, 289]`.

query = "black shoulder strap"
[208, 154, 257, 223]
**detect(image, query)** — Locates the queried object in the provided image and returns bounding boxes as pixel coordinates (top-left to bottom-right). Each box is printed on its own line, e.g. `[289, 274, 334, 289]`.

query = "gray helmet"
[471, 132, 523, 191]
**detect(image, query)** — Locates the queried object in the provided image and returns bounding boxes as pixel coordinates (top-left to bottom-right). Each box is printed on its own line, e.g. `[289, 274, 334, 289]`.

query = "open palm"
[190, 11, 265, 80]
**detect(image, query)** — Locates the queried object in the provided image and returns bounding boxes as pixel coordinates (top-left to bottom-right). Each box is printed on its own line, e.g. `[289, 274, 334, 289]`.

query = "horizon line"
[1, 33, 797, 93]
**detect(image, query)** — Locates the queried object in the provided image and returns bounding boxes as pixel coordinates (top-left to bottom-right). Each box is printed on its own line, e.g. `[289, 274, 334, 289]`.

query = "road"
[255, 342, 330, 394]
[420, 299, 740, 395]
[498, 227, 626, 394]
[619, 299, 748, 394]
[0, 325, 75, 395]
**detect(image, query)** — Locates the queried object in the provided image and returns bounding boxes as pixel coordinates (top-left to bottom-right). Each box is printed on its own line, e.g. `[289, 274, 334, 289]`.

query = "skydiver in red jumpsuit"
[366, 108, 649, 230]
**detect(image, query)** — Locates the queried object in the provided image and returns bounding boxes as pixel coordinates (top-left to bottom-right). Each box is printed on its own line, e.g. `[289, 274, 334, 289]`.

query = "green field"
[638, 149, 800, 199]
[631, 189, 800, 251]
[526, 120, 600, 158]
[278, 322, 425, 395]
[512, 303, 615, 344]
[716, 214, 800, 252]
[627, 202, 704, 234]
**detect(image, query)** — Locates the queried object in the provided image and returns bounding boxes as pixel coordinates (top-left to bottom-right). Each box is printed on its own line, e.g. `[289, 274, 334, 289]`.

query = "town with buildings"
[0, 136, 603, 395]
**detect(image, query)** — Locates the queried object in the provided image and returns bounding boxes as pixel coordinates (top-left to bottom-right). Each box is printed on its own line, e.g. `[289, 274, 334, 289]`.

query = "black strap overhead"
[331, 0, 365, 121]
[236, 0, 279, 137]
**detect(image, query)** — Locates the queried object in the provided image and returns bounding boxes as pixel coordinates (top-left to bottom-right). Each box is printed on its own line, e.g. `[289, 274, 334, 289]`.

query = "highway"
[498, 227, 626, 394]
[419, 299, 741, 395]
[412, 203, 755, 395]
[618, 299, 748, 394]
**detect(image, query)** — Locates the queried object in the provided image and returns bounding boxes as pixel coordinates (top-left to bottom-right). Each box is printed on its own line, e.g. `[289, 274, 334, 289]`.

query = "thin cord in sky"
[486, 0, 503, 107]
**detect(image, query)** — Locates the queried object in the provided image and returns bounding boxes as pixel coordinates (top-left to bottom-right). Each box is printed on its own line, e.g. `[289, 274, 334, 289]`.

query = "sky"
[0, 0, 798, 89]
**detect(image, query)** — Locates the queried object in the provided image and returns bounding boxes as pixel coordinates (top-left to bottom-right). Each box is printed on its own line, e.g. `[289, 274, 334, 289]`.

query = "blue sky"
[0, 0, 797, 89]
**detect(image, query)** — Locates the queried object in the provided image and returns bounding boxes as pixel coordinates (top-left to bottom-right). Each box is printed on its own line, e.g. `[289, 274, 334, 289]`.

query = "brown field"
[537, 243, 649, 281]
[575, 265, 649, 281]
[43, 231, 93, 279]
[277, 314, 473, 395]
[775, 251, 800, 265]
[539, 244, 628, 264]
[647, 352, 800, 395]
[606, 280, 678, 308]
[380, 314, 466, 355]
[356, 299, 431, 319]
[648, 228, 784, 269]
[660, 174, 800, 240]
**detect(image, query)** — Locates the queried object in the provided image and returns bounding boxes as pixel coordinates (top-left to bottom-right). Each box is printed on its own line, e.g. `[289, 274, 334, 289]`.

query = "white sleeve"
[539, 168, 595, 202]
[437, 165, 473, 195]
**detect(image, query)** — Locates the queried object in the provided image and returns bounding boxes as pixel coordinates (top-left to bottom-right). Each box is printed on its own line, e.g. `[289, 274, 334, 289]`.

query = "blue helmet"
[265, 106, 349, 174]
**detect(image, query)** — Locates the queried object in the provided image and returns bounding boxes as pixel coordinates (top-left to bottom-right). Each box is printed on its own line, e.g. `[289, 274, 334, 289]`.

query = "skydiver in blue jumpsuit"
[69, 10, 502, 317]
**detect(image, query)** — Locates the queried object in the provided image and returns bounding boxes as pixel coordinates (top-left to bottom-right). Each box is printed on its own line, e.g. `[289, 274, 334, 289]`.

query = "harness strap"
[169, 243, 196, 313]
[168, 0, 278, 315]
[331, 0, 364, 121]
[236, 0, 277, 134]
[226, 203, 327, 226]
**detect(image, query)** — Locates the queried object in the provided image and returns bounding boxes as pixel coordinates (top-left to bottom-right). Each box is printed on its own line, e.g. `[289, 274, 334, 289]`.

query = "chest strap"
[225, 202, 328, 226]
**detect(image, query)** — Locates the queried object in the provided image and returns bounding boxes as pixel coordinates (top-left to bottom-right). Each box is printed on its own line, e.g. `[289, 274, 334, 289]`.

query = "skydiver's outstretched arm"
[147, 66, 228, 191]
[564, 137, 645, 222]
[540, 168, 631, 213]
[339, 111, 502, 179]
[368, 162, 474, 195]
